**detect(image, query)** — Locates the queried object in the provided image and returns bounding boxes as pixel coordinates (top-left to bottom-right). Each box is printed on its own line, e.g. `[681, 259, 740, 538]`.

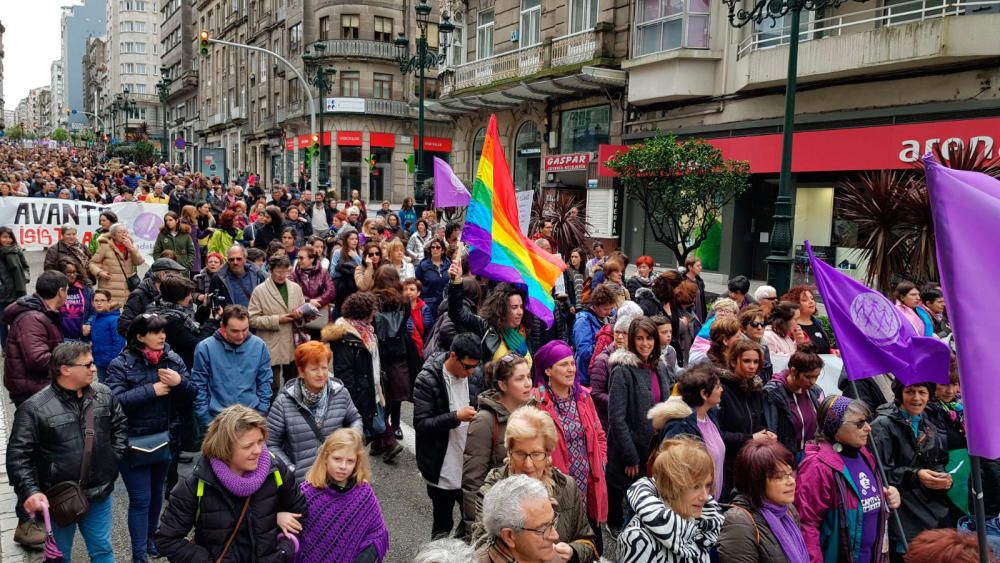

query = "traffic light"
[199, 30, 210, 58]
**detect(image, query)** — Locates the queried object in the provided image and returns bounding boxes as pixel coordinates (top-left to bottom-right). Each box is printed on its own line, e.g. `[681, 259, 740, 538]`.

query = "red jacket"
[533, 384, 608, 523]
[3, 295, 64, 404]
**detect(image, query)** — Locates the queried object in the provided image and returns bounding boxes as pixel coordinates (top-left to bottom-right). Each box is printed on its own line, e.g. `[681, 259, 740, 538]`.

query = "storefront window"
[369, 148, 392, 202]
[560, 106, 610, 154]
[471, 128, 486, 178]
[514, 121, 541, 192]
[340, 147, 361, 201]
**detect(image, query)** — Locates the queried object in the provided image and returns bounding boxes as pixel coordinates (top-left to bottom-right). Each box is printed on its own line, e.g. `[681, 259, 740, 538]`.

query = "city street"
[0, 251, 434, 562]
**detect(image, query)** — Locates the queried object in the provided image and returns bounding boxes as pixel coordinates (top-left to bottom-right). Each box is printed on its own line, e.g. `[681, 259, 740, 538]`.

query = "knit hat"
[533, 340, 574, 385]
[614, 301, 644, 332]
[821, 395, 855, 440]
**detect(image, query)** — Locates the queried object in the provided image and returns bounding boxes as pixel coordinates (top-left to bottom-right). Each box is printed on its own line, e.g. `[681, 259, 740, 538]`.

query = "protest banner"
[0, 197, 168, 261]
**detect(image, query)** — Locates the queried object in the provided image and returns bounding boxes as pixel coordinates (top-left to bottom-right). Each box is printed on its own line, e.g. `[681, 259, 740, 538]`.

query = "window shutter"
[586, 188, 615, 238]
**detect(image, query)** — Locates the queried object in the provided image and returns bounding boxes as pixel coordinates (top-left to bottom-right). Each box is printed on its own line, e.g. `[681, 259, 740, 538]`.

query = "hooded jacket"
[153, 230, 195, 272]
[607, 349, 670, 489]
[795, 442, 889, 563]
[651, 395, 723, 447]
[870, 403, 954, 546]
[572, 308, 607, 386]
[322, 318, 381, 436]
[146, 300, 217, 370]
[763, 369, 825, 462]
[89, 309, 126, 369]
[210, 262, 268, 309]
[413, 352, 484, 485]
[118, 275, 160, 336]
[191, 330, 273, 425]
[0, 243, 30, 307]
[106, 343, 196, 441]
[3, 295, 63, 403]
[266, 376, 363, 481]
[718, 494, 803, 563]
[618, 476, 724, 563]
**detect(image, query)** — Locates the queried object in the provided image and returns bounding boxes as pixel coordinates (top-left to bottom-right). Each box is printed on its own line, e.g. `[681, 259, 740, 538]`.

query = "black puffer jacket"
[105, 343, 196, 443]
[606, 349, 670, 490]
[870, 403, 956, 545]
[156, 453, 305, 563]
[448, 283, 502, 362]
[146, 300, 218, 370]
[6, 383, 128, 503]
[323, 318, 379, 435]
[413, 352, 484, 484]
[118, 276, 159, 336]
[718, 371, 775, 501]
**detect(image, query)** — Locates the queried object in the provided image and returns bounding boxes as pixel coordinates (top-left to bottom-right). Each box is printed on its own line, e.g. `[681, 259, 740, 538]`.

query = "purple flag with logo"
[924, 155, 1000, 458]
[805, 241, 950, 387]
[433, 156, 471, 208]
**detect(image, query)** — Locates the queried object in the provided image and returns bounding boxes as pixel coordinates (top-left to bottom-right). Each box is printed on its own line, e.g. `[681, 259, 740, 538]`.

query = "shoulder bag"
[45, 402, 95, 528]
[216, 496, 252, 563]
[114, 251, 141, 291]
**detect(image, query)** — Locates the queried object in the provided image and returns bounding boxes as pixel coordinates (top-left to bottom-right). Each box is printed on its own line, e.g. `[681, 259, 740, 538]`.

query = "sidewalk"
[0, 387, 41, 563]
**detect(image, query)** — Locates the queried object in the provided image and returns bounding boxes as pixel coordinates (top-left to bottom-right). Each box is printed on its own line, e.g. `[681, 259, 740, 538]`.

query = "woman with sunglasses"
[416, 238, 451, 321]
[107, 313, 195, 563]
[739, 305, 774, 383]
[532, 341, 608, 548]
[870, 381, 956, 559]
[796, 396, 900, 563]
[472, 406, 599, 562]
[354, 241, 384, 291]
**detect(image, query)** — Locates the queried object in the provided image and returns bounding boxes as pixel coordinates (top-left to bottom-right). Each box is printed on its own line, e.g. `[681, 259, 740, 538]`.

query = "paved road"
[0, 251, 437, 562]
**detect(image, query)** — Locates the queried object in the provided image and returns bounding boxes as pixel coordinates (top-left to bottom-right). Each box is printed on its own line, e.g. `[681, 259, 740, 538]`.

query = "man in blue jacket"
[190, 305, 272, 427]
[571, 283, 616, 386]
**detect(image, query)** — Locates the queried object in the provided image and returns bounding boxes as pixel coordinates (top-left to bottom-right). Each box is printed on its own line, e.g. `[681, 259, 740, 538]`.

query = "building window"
[477, 9, 494, 59]
[426, 23, 439, 50]
[569, 0, 599, 33]
[120, 20, 147, 33]
[753, 11, 815, 48]
[636, 0, 710, 54]
[373, 73, 392, 99]
[288, 23, 302, 54]
[340, 71, 360, 97]
[520, 0, 541, 47]
[513, 121, 541, 192]
[446, 17, 466, 66]
[470, 127, 486, 178]
[319, 16, 330, 41]
[341, 14, 360, 39]
[374, 16, 393, 42]
[289, 79, 300, 103]
[559, 105, 610, 153]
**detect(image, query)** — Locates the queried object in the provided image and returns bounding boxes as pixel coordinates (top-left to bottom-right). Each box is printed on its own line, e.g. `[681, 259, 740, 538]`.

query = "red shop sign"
[338, 131, 363, 146]
[544, 153, 592, 172]
[285, 138, 295, 151]
[598, 116, 1000, 176]
[413, 136, 452, 152]
[370, 132, 396, 148]
[297, 134, 313, 149]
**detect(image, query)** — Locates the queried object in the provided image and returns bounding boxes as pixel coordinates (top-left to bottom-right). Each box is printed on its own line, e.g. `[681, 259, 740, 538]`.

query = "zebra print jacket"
[617, 477, 725, 563]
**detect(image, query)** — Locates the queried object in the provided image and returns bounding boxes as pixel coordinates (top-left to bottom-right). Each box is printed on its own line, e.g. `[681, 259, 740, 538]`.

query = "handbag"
[45, 402, 94, 528]
[114, 251, 141, 291]
[129, 430, 171, 467]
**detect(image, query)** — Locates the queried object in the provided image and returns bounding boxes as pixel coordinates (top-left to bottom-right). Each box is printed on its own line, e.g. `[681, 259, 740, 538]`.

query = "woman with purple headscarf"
[533, 340, 608, 546]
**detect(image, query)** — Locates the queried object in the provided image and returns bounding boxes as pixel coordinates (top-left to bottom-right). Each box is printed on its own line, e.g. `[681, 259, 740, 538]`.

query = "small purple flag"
[925, 155, 1000, 458]
[805, 241, 950, 387]
[433, 156, 470, 208]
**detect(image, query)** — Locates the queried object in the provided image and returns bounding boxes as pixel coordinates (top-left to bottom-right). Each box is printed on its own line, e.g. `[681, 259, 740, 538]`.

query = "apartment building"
[83, 37, 110, 135]
[598, 0, 1000, 281]
[61, 0, 107, 131]
[50, 61, 66, 130]
[431, 0, 631, 245]
[37, 88, 54, 132]
[161, 0, 200, 165]
[105, 0, 165, 143]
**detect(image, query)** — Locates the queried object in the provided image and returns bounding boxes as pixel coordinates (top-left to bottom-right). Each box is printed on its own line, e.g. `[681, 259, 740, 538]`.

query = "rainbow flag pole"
[463, 114, 566, 327]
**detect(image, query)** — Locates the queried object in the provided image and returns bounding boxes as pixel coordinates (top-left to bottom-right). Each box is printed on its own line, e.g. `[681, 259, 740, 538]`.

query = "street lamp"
[157, 66, 173, 162]
[112, 88, 136, 143]
[722, 0, 862, 295]
[303, 43, 336, 187]
[395, 0, 454, 197]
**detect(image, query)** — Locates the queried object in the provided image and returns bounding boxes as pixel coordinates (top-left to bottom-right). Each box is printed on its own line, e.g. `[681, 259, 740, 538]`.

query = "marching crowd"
[0, 143, 997, 563]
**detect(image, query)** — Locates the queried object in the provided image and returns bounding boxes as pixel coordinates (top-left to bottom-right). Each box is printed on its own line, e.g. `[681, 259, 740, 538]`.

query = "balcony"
[278, 98, 411, 121]
[208, 112, 226, 126]
[735, 0, 1000, 90]
[230, 106, 247, 123]
[308, 39, 397, 61]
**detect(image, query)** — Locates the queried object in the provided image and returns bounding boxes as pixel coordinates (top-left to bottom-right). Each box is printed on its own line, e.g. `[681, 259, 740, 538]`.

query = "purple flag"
[805, 241, 950, 387]
[433, 156, 470, 208]
[925, 156, 1000, 458]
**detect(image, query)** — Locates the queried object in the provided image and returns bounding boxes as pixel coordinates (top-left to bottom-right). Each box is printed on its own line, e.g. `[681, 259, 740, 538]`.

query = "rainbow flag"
[465, 114, 566, 327]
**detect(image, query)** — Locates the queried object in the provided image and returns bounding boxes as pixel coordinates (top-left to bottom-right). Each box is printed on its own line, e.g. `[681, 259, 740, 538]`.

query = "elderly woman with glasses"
[475, 475, 560, 563]
[472, 406, 599, 563]
[796, 396, 901, 563]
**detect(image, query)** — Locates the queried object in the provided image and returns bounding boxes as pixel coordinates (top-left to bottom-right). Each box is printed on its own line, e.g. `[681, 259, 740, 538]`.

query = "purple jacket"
[795, 441, 889, 563]
[291, 264, 336, 306]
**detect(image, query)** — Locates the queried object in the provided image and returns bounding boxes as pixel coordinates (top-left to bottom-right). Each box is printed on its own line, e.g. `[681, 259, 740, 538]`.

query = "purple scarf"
[209, 446, 273, 497]
[297, 481, 389, 563]
[760, 501, 809, 563]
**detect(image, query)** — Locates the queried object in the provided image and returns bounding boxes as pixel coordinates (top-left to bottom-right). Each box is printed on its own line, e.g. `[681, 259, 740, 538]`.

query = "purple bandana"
[822, 396, 854, 440]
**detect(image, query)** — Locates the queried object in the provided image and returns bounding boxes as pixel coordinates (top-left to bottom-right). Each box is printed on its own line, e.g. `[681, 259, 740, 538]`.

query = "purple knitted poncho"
[296, 481, 389, 563]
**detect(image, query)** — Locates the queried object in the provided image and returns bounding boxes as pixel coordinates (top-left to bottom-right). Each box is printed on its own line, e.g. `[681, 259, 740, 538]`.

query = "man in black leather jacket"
[6, 341, 128, 559]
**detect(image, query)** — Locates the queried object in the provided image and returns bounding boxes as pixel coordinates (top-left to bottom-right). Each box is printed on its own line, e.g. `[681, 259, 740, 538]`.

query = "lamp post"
[721, 0, 859, 295]
[394, 0, 454, 197]
[157, 66, 173, 163]
[303, 43, 336, 187]
[113, 88, 136, 143]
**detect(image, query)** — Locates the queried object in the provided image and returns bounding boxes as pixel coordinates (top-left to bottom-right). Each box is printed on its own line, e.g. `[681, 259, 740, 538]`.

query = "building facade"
[0, 20, 5, 130]
[50, 61, 66, 131]
[61, 0, 107, 131]
[161, 0, 200, 165]
[37, 88, 54, 132]
[105, 0, 166, 144]
[83, 37, 110, 135]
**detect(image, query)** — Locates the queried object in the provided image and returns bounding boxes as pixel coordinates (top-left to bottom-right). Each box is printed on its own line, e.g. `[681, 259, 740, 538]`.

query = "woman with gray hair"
[413, 538, 476, 563]
[476, 474, 559, 563]
[89, 222, 145, 306]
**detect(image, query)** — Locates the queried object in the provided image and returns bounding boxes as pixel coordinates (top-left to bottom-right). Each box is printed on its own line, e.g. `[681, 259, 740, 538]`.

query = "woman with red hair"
[206, 209, 244, 255]
[626, 255, 655, 297]
[265, 340, 364, 481]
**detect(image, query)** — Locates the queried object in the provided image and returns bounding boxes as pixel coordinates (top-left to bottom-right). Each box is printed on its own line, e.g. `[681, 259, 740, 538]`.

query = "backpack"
[374, 308, 408, 362]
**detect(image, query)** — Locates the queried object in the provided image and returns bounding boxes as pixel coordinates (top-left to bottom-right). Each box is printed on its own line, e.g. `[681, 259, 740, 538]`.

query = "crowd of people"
[0, 144, 997, 563]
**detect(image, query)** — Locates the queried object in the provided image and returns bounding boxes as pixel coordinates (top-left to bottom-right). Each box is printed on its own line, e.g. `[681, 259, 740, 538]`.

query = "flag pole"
[970, 456, 991, 563]
[848, 379, 910, 552]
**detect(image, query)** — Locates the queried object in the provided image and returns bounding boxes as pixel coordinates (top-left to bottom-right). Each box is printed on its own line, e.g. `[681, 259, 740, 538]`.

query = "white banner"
[0, 197, 168, 261]
[516, 190, 534, 236]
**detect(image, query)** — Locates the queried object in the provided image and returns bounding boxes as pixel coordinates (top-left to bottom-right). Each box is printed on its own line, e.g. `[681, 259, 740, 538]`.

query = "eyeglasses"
[517, 514, 559, 536]
[228, 257, 244, 262]
[749, 321, 767, 328]
[760, 296, 778, 301]
[68, 361, 96, 369]
[459, 360, 480, 371]
[770, 471, 796, 482]
[843, 418, 871, 430]
[368, 252, 381, 257]
[510, 451, 548, 463]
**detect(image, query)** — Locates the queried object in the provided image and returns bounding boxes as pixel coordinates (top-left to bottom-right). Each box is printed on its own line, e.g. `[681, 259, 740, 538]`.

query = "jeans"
[52, 494, 114, 563]
[426, 484, 463, 540]
[120, 457, 170, 562]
